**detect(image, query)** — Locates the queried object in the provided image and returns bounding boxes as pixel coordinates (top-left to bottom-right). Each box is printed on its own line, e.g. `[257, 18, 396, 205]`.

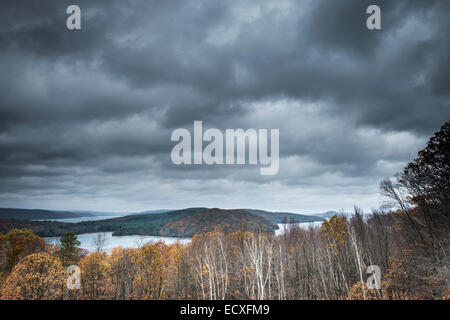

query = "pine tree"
[60, 232, 81, 266]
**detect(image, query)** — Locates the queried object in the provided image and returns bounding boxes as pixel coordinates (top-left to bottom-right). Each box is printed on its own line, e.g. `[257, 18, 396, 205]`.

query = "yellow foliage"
[79, 251, 111, 299]
[0, 228, 46, 273]
[132, 242, 170, 299]
[347, 281, 379, 300]
[0, 252, 65, 300]
[320, 216, 348, 250]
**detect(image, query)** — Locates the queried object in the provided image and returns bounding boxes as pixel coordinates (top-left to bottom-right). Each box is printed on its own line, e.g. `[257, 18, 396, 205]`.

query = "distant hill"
[161, 208, 277, 237]
[70, 210, 130, 217]
[130, 209, 173, 215]
[0, 207, 336, 238]
[0, 208, 173, 221]
[0, 208, 94, 220]
[99, 208, 277, 237]
[245, 209, 324, 223]
[0, 207, 275, 237]
[309, 211, 341, 219]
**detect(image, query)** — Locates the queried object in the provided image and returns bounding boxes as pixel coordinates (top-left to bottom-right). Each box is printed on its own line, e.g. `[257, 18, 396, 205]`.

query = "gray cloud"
[0, 0, 448, 212]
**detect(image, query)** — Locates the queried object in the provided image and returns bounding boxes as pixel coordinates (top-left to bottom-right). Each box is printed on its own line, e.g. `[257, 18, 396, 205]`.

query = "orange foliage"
[0, 252, 65, 300]
[132, 241, 170, 299]
[0, 229, 46, 273]
[347, 281, 379, 300]
[78, 251, 111, 299]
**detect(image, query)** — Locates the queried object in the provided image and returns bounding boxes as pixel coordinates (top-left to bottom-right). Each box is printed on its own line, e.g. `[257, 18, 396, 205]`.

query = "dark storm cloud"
[0, 0, 448, 211]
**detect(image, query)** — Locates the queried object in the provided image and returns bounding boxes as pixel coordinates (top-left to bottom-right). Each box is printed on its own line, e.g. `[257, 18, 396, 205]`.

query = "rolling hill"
[0, 207, 276, 237]
[246, 209, 325, 223]
[0, 208, 94, 220]
[160, 208, 277, 237]
[0, 207, 329, 238]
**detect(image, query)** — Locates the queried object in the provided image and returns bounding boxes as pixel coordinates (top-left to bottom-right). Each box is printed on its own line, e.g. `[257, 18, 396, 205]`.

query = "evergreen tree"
[60, 232, 81, 266]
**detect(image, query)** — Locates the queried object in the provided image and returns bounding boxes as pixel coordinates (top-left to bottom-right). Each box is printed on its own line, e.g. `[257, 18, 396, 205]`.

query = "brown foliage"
[0, 228, 46, 273]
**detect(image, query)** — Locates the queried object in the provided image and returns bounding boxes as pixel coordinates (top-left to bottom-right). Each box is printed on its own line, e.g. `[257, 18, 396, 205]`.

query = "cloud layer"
[0, 0, 449, 212]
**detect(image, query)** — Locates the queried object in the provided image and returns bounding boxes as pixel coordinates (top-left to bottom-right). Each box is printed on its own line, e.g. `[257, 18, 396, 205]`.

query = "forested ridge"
[0, 208, 93, 220]
[0, 122, 448, 300]
[0, 208, 323, 238]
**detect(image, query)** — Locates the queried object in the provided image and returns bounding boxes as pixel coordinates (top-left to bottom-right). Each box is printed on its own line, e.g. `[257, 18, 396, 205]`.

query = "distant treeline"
[0, 208, 324, 238]
[0, 208, 92, 220]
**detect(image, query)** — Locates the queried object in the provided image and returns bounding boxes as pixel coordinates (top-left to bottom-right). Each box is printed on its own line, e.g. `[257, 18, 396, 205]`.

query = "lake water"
[44, 232, 190, 252]
[44, 223, 322, 252]
[42, 214, 190, 252]
[275, 221, 323, 236]
[42, 216, 323, 252]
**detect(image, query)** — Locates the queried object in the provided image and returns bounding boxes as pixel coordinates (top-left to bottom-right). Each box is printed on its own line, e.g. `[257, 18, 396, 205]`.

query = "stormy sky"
[0, 0, 449, 213]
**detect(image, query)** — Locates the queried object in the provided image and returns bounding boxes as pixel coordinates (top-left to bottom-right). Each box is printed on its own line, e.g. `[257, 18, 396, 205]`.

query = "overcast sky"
[0, 0, 449, 214]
